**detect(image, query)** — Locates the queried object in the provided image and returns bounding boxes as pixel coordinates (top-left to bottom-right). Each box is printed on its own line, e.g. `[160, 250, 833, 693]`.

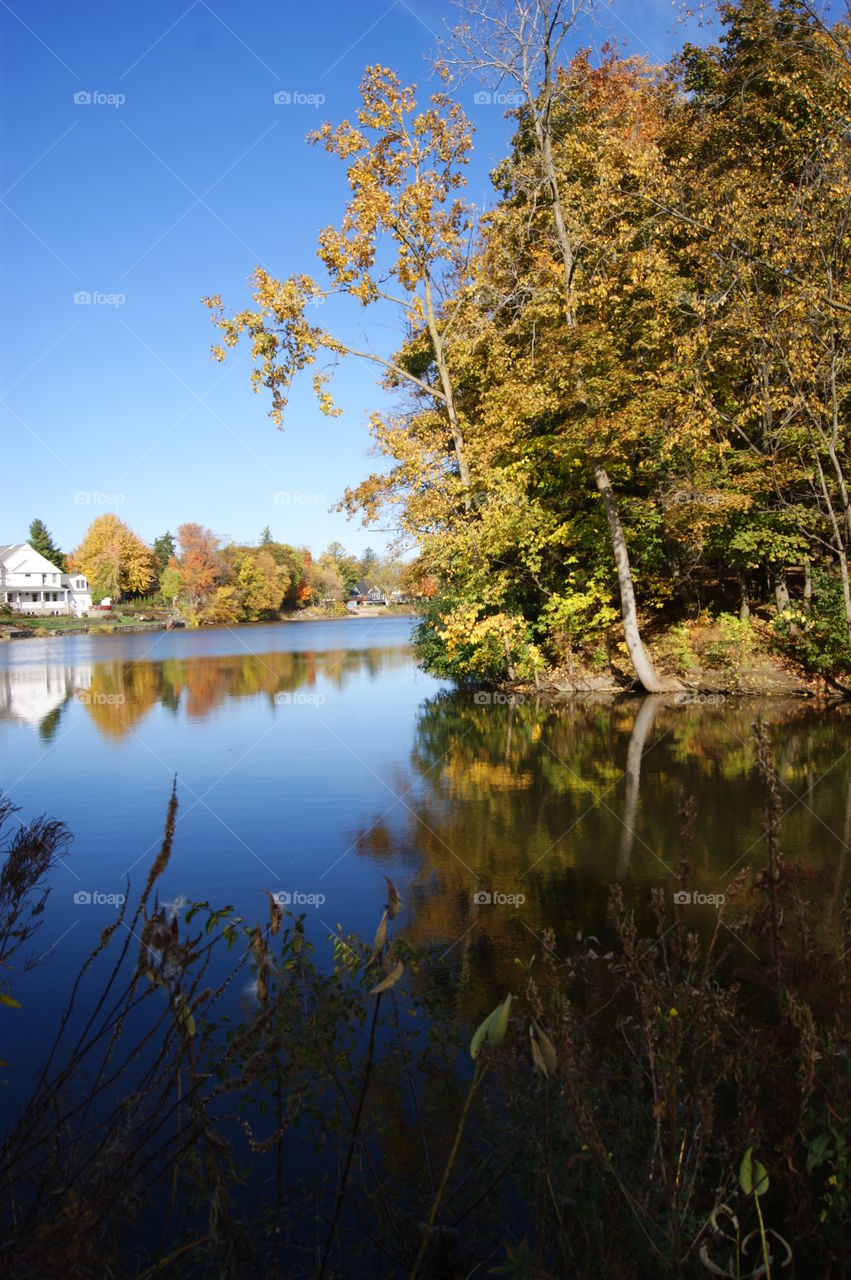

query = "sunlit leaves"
[71, 514, 157, 602]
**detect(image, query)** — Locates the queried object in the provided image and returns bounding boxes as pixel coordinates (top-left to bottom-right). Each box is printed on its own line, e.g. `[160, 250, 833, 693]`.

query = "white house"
[0, 543, 92, 616]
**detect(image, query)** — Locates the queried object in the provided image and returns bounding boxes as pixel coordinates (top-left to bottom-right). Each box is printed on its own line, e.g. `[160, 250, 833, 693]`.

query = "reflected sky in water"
[1, 617, 849, 1061]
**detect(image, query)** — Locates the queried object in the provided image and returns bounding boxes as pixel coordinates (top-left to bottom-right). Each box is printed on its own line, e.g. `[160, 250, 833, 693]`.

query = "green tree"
[152, 532, 176, 576]
[159, 559, 184, 607]
[28, 519, 66, 571]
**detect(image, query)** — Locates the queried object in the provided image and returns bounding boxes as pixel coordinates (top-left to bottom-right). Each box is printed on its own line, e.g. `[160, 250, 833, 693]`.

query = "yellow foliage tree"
[71, 514, 156, 602]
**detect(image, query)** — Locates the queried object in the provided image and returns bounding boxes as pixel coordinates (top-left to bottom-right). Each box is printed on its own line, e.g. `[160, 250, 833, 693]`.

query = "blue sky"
[1, 0, 711, 561]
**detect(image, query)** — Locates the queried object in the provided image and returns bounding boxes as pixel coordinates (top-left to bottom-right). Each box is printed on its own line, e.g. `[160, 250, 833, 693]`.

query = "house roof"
[0, 543, 88, 585]
[1, 543, 62, 574]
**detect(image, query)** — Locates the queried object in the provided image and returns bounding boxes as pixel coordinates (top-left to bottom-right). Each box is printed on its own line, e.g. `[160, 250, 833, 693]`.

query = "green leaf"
[471, 994, 514, 1059]
[0, 993, 21, 1009]
[740, 1146, 769, 1197]
[806, 1132, 833, 1175]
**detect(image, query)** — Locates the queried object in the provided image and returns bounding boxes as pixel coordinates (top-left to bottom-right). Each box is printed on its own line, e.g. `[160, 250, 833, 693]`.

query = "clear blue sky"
[1, 0, 711, 561]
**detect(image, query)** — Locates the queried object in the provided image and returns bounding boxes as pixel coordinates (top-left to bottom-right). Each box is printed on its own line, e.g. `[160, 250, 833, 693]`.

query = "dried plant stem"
[275, 1058, 283, 1280]
[317, 990, 383, 1280]
[409, 1058, 485, 1280]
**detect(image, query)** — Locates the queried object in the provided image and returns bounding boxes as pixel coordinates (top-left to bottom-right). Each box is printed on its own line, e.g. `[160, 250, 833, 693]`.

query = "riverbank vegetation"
[6, 515, 415, 626]
[206, 0, 851, 692]
[0, 722, 848, 1277]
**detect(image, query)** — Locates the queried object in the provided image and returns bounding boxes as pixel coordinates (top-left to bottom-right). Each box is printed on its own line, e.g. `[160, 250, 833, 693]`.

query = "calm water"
[2, 617, 850, 1086]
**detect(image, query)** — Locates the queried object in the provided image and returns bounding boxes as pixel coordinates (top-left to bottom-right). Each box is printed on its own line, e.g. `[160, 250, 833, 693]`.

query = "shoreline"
[1, 613, 839, 700]
[0, 607, 418, 642]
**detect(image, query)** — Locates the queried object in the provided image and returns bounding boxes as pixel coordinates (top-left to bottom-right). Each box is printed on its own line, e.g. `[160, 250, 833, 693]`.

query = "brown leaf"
[384, 875, 402, 920]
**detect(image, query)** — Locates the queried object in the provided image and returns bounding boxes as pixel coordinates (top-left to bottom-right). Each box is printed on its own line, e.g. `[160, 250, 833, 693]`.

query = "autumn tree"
[205, 66, 482, 531]
[447, 2, 684, 690]
[71, 515, 156, 601]
[175, 523, 225, 609]
[202, 2, 851, 680]
[307, 554, 346, 604]
[263, 541, 310, 608]
[222, 545, 291, 620]
[668, 0, 851, 654]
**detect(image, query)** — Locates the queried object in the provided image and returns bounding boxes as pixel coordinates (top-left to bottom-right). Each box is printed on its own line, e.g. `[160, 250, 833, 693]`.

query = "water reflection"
[0, 645, 412, 740]
[353, 691, 851, 980]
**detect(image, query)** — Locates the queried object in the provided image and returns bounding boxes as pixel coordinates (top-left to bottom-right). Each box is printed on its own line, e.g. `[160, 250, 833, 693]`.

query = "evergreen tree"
[152, 532, 176, 575]
[28, 519, 66, 571]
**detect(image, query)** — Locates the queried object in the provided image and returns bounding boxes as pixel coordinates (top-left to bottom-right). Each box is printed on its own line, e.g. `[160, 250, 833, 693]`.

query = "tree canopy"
[206, 0, 851, 682]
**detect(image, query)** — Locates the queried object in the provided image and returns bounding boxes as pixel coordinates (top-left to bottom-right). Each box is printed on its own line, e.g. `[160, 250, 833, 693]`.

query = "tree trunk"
[594, 466, 680, 692]
[774, 568, 790, 615]
[738, 572, 750, 621]
[423, 274, 472, 510]
[803, 559, 812, 622]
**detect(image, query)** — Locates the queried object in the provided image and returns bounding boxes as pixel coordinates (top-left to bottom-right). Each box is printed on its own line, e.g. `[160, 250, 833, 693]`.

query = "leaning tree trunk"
[594, 466, 680, 693]
[532, 98, 673, 691]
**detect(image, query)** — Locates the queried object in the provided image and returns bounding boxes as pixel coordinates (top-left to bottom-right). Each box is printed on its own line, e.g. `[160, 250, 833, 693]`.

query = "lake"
[1, 616, 849, 1087]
